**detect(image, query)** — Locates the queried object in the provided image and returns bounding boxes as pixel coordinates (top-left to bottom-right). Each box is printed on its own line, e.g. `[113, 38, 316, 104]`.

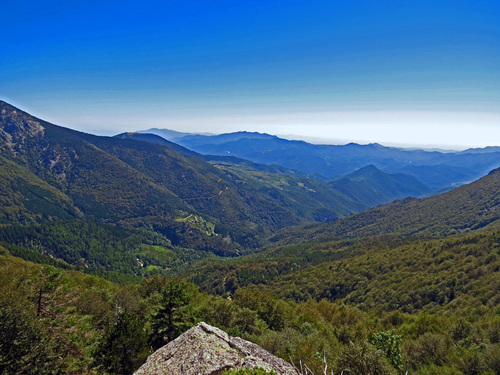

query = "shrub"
[335, 341, 395, 375]
[370, 330, 403, 370]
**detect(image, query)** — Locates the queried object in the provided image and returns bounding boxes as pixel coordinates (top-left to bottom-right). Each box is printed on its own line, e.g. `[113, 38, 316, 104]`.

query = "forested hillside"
[186, 230, 500, 312]
[328, 165, 432, 208]
[271, 167, 500, 245]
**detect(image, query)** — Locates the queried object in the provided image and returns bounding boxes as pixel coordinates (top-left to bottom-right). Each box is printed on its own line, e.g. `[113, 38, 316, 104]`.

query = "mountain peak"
[218, 131, 277, 140]
[357, 164, 380, 172]
[343, 165, 384, 179]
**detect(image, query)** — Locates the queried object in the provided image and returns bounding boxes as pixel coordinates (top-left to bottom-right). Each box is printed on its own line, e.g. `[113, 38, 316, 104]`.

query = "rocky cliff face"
[134, 322, 299, 375]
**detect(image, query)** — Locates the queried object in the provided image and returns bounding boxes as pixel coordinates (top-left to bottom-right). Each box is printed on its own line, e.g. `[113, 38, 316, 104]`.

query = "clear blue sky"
[1, 0, 499, 149]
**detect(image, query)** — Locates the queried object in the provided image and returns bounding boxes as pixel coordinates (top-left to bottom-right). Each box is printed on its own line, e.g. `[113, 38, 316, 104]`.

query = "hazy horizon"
[2, 1, 499, 150]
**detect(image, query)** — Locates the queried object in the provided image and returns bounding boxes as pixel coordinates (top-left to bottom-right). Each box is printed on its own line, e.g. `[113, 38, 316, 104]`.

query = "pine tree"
[149, 280, 193, 350]
[92, 311, 151, 375]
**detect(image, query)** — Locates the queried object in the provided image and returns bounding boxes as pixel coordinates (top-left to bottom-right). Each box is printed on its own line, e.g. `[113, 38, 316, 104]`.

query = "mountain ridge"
[141, 127, 500, 191]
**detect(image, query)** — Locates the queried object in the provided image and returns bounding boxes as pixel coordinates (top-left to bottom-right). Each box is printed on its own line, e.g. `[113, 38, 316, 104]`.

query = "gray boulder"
[134, 322, 299, 375]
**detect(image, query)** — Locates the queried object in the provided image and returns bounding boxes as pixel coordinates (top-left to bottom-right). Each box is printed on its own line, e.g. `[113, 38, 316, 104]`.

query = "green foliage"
[149, 279, 194, 349]
[370, 331, 403, 370]
[0, 252, 117, 373]
[196, 294, 265, 338]
[0, 305, 63, 374]
[183, 230, 500, 374]
[233, 289, 289, 331]
[0, 241, 71, 269]
[186, 239, 363, 295]
[253, 232, 500, 314]
[336, 341, 395, 375]
[0, 154, 80, 225]
[3, 251, 500, 374]
[92, 311, 151, 375]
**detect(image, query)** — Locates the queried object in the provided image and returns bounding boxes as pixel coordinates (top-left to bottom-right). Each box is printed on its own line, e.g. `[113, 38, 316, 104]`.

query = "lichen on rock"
[134, 322, 298, 375]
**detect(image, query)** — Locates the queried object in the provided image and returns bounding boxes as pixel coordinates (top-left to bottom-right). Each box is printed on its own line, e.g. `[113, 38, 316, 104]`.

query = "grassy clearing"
[176, 214, 216, 236]
[139, 245, 177, 262]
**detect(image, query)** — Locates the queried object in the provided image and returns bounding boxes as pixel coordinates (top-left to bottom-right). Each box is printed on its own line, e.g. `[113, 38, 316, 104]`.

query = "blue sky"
[1, 0, 499, 149]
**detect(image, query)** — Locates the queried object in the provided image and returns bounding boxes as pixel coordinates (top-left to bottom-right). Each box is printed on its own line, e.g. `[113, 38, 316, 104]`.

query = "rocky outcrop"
[134, 322, 299, 375]
[0, 101, 45, 152]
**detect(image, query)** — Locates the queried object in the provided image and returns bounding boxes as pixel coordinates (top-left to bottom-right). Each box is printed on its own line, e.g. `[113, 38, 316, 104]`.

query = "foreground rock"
[134, 322, 299, 375]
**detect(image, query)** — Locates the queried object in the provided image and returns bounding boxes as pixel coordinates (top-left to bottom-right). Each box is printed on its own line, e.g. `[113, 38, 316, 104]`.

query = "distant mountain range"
[118, 131, 433, 213]
[1, 101, 433, 261]
[139, 128, 500, 192]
